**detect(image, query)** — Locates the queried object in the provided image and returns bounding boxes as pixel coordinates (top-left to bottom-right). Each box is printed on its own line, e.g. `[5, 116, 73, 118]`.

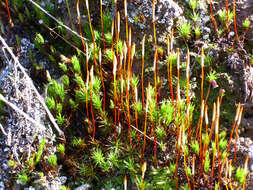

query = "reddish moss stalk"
[124, 0, 129, 44]
[227, 103, 240, 154]
[234, 107, 243, 161]
[197, 101, 205, 185]
[201, 47, 204, 104]
[126, 72, 132, 145]
[169, 53, 174, 104]
[148, 96, 157, 164]
[183, 123, 191, 190]
[153, 50, 158, 107]
[111, 20, 114, 52]
[100, 0, 106, 50]
[174, 49, 180, 117]
[142, 84, 150, 159]
[134, 87, 141, 152]
[113, 54, 118, 140]
[85, 74, 91, 131]
[233, 0, 239, 42]
[225, 0, 230, 31]
[86, 0, 97, 67]
[243, 156, 249, 190]
[141, 35, 146, 113]
[152, 0, 159, 83]
[4, 0, 14, 28]
[175, 76, 181, 190]
[76, 0, 86, 53]
[186, 49, 191, 136]
[85, 44, 91, 130]
[90, 67, 96, 141]
[208, 0, 219, 36]
[99, 50, 106, 111]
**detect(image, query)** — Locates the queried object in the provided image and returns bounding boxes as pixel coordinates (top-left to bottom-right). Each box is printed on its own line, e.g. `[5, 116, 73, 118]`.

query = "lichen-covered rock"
[237, 0, 253, 46]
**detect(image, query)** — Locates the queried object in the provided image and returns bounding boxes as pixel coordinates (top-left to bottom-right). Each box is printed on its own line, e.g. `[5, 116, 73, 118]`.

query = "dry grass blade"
[0, 94, 46, 132]
[27, 0, 87, 41]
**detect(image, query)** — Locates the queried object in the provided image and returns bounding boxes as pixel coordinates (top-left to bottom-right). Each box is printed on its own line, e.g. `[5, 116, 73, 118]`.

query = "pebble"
[59, 176, 67, 184]
[75, 184, 91, 190]
[229, 31, 235, 37]
[248, 144, 253, 159]
[203, 35, 209, 40]
[2, 162, 8, 170]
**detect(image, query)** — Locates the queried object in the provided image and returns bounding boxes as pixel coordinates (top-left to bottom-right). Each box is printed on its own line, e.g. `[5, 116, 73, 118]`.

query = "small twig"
[26, 0, 87, 42]
[0, 123, 7, 136]
[0, 35, 65, 139]
[0, 94, 46, 131]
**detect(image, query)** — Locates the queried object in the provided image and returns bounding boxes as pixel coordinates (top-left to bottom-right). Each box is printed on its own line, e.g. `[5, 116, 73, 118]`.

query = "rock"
[237, 0, 253, 46]
[75, 184, 91, 190]
[127, 0, 184, 38]
[59, 176, 67, 185]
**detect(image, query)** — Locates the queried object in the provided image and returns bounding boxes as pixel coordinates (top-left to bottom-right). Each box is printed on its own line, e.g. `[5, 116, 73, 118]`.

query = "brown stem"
[100, 0, 106, 50]
[233, 0, 239, 42]
[4, 0, 13, 28]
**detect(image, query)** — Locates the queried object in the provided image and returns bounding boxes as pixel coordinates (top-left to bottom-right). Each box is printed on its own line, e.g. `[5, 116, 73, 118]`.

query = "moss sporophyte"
[6, 0, 252, 188]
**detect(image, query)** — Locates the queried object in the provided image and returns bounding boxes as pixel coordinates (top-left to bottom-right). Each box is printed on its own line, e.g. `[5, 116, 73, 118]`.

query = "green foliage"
[104, 48, 114, 62]
[207, 70, 218, 82]
[79, 163, 90, 177]
[178, 22, 191, 41]
[194, 26, 201, 39]
[56, 113, 65, 126]
[159, 100, 174, 125]
[189, 0, 198, 12]
[17, 173, 29, 185]
[93, 76, 102, 94]
[107, 150, 119, 169]
[191, 140, 200, 155]
[57, 143, 65, 155]
[34, 33, 44, 50]
[156, 127, 166, 140]
[242, 19, 251, 29]
[62, 75, 70, 88]
[69, 99, 78, 109]
[8, 160, 16, 167]
[136, 101, 143, 115]
[56, 103, 63, 114]
[116, 40, 123, 54]
[71, 137, 86, 148]
[46, 97, 55, 111]
[150, 167, 174, 189]
[235, 167, 247, 185]
[47, 80, 65, 102]
[102, 11, 112, 33]
[219, 138, 227, 151]
[48, 154, 57, 168]
[60, 186, 68, 190]
[105, 32, 113, 44]
[75, 89, 88, 103]
[71, 55, 81, 74]
[204, 151, 210, 173]
[92, 148, 106, 169]
[92, 92, 102, 111]
[89, 43, 99, 60]
[36, 138, 46, 164]
[218, 9, 233, 29]
[59, 62, 68, 72]
[75, 74, 85, 88]
[191, 12, 199, 23]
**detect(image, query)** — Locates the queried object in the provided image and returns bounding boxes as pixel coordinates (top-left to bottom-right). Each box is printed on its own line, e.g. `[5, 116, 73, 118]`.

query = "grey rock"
[0, 181, 5, 188]
[75, 184, 91, 190]
[59, 176, 67, 184]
